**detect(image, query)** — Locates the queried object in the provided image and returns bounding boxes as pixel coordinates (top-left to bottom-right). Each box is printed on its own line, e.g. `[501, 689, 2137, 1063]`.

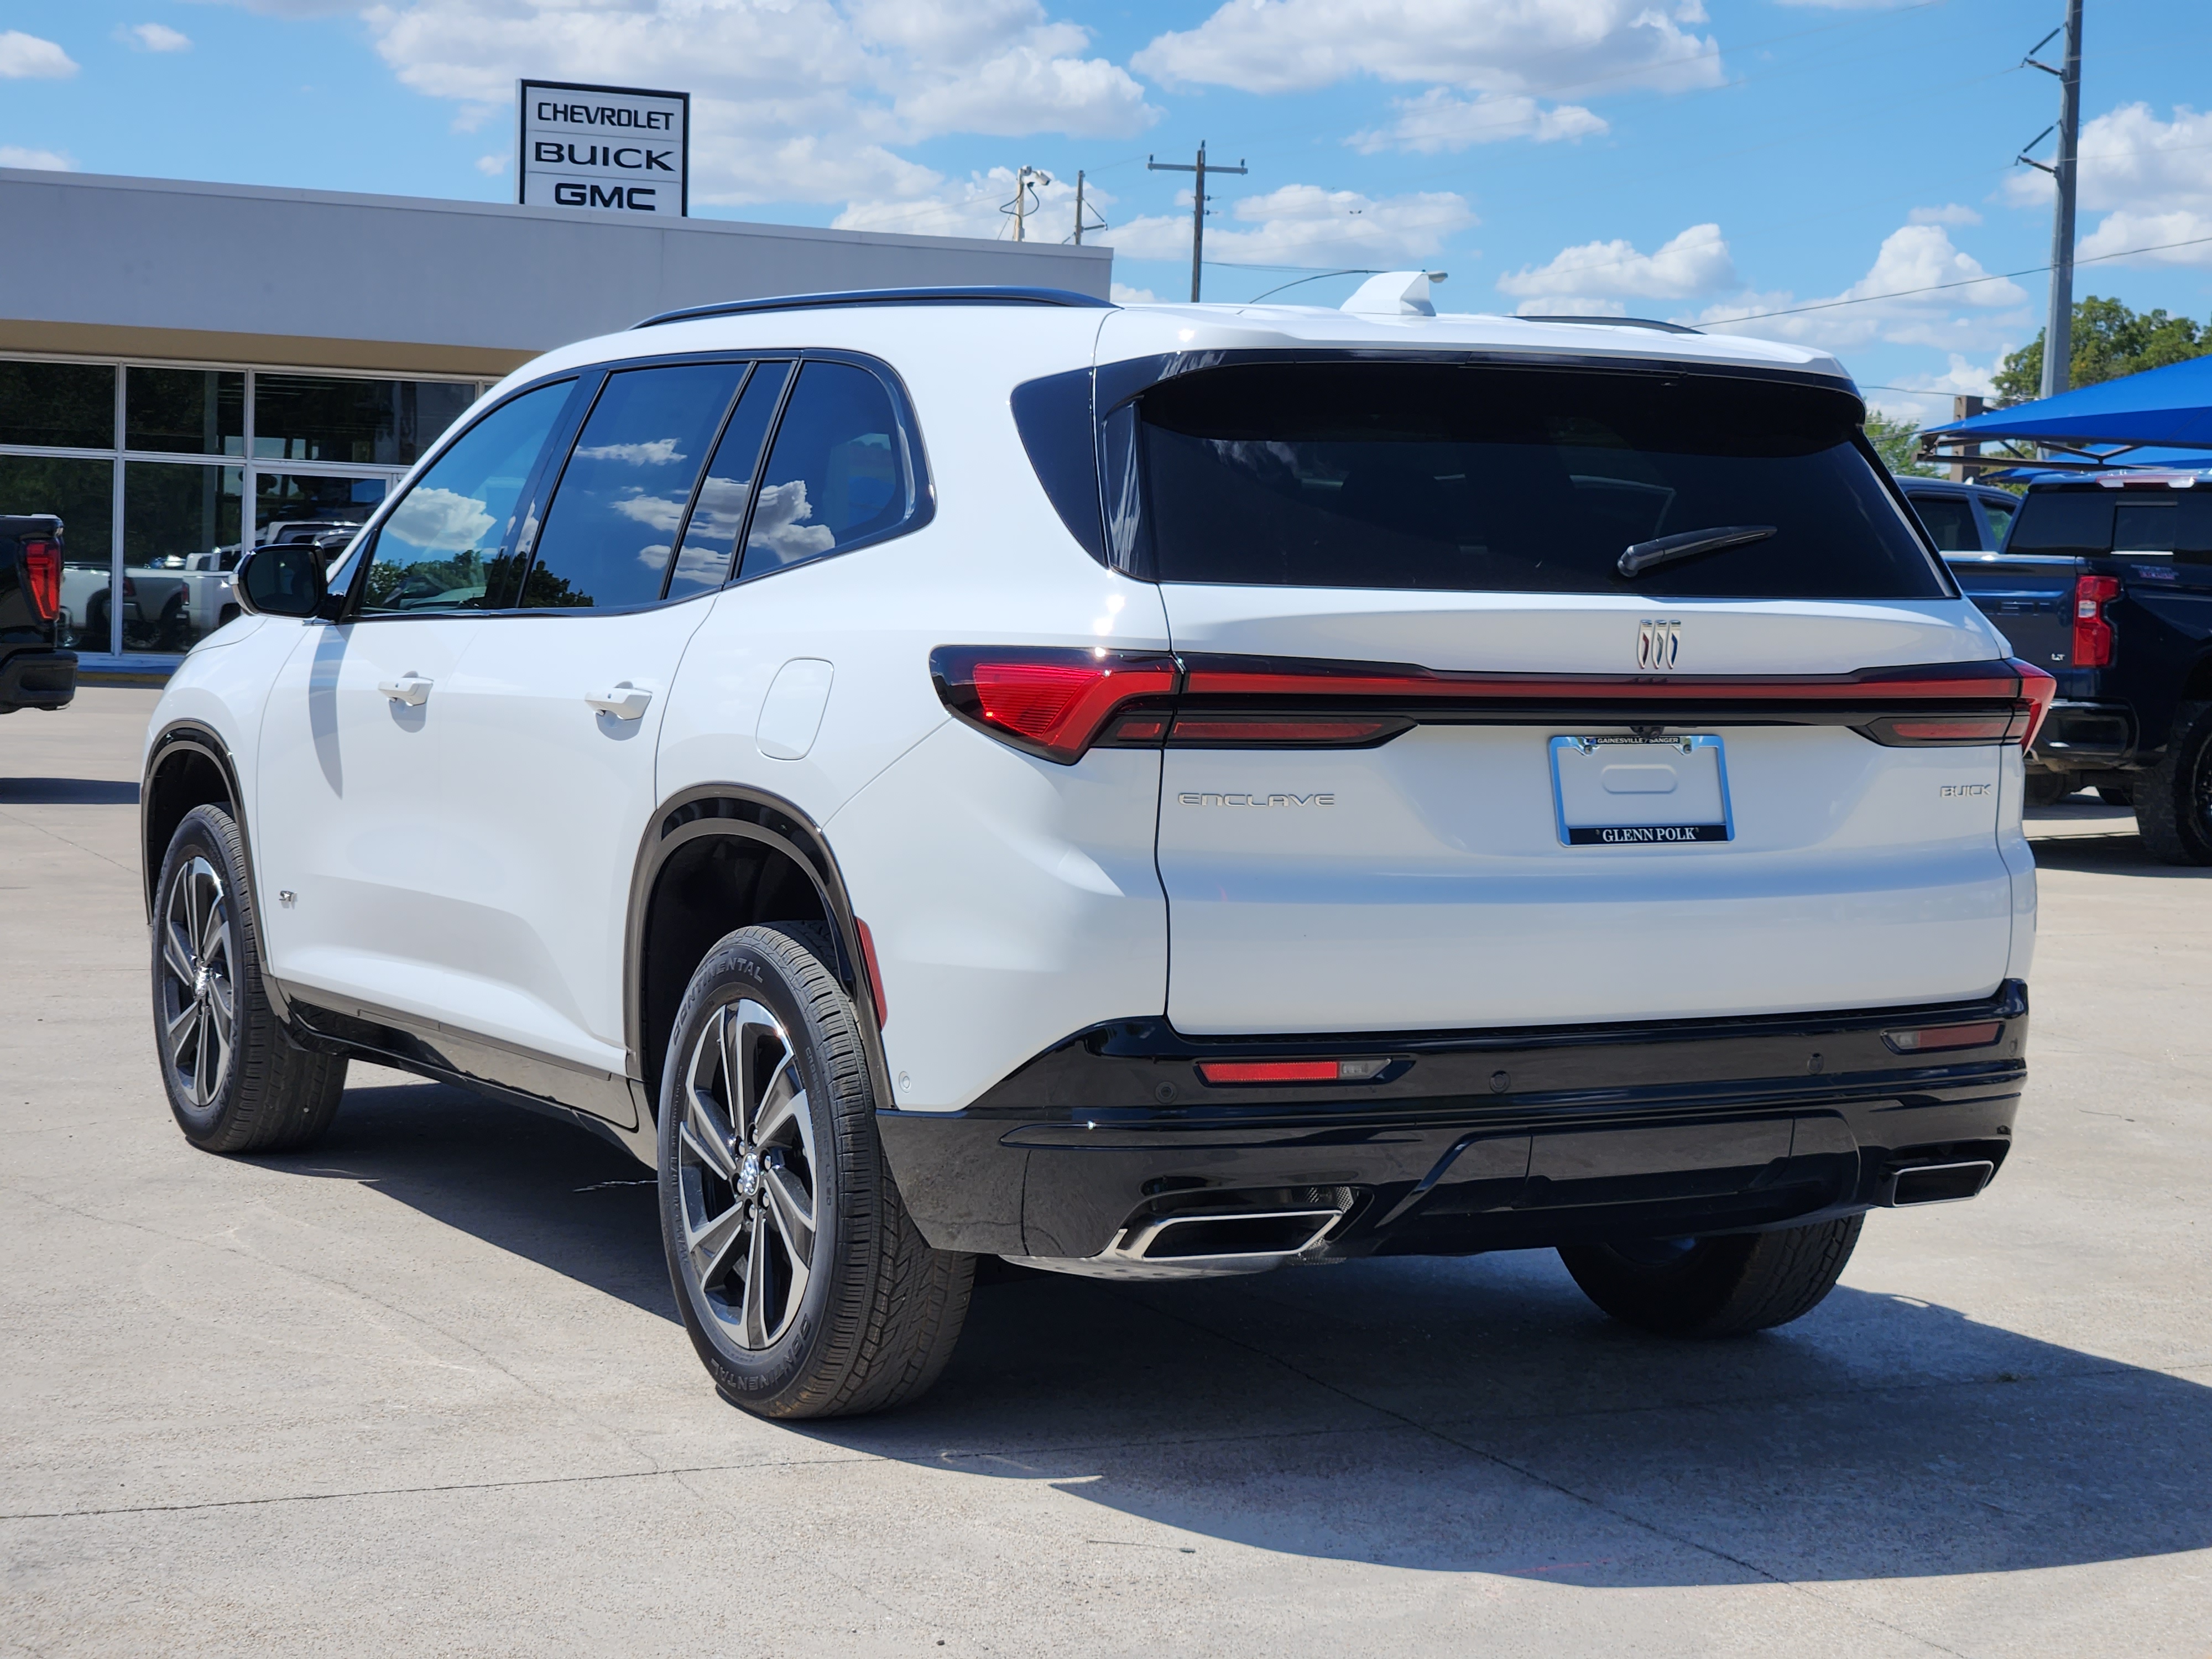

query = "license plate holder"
[1549, 734, 1733, 847]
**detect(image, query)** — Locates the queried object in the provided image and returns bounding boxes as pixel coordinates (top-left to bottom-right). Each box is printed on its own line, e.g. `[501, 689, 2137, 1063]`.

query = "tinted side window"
[666, 361, 791, 600]
[1982, 495, 2017, 547]
[1911, 494, 1979, 552]
[361, 380, 571, 614]
[741, 361, 914, 580]
[523, 363, 744, 610]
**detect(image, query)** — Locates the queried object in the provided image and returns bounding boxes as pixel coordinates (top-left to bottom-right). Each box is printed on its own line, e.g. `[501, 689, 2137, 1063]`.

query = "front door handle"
[377, 675, 432, 706]
[585, 682, 653, 721]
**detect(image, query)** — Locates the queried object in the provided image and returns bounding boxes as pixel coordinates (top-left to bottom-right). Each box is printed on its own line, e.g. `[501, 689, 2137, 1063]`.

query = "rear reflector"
[853, 917, 887, 1029]
[1197, 1057, 1392, 1084]
[1884, 1020, 2002, 1053]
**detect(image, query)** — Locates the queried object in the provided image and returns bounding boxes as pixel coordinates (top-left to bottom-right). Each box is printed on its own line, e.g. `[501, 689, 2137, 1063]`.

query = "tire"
[2024, 771, 2074, 807]
[658, 922, 973, 1419]
[2097, 785, 2135, 808]
[152, 804, 347, 1152]
[2135, 700, 2212, 865]
[1558, 1214, 1864, 1337]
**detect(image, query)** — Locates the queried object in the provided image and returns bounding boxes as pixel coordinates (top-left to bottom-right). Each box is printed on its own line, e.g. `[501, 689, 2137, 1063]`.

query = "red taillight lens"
[2072, 574, 2119, 669]
[1168, 714, 1408, 747]
[1196, 1058, 1392, 1084]
[931, 646, 1178, 763]
[1884, 1020, 2002, 1053]
[20, 539, 60, 622]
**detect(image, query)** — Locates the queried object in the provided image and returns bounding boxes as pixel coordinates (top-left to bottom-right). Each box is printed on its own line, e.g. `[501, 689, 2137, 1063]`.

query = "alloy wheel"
[159, 855, 236, 1107]
[675, 998, 819, 1350]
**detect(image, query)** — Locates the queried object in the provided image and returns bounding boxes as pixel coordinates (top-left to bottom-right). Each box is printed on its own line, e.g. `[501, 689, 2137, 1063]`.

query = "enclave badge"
[1637, 618, 1682, 671]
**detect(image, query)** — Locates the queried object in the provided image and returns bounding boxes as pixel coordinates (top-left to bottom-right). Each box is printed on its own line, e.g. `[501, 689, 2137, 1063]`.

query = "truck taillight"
[2072, 574, 2119, 668]
[20, 539, 60, 622]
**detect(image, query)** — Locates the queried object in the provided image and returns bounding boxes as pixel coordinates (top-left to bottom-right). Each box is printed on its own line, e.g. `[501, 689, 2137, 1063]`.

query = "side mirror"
[235, 541, 329, 619]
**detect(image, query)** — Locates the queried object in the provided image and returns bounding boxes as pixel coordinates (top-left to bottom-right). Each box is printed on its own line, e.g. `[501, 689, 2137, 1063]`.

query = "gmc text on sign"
[518, 79, 690, 216]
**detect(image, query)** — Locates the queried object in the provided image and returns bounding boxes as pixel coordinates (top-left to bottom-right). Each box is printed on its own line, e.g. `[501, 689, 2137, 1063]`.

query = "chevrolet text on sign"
[518, 79, 689, 216]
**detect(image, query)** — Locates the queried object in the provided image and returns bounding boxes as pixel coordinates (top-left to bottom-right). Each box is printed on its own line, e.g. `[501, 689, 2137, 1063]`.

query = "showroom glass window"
[0, 356, 483, 658]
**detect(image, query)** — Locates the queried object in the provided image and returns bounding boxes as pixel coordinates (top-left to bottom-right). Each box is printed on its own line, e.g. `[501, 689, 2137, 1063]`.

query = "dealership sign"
[518, 80, 689, 216]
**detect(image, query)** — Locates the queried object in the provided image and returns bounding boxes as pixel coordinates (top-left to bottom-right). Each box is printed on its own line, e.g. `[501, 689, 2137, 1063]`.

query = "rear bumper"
[877, 983, 2029, 1264]
[2031, 700, 2135, 770]
[0, 646, 76, 712]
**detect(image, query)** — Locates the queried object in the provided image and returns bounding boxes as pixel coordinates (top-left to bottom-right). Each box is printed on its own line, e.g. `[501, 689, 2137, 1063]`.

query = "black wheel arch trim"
[623, 781, 893, 1125]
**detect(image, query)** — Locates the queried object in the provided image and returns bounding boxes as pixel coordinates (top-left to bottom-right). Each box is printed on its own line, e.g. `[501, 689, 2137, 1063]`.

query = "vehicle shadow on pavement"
[0, 776, 140, 805]
[2029, 832, 2212, 879]
[287, 1076, 2212, 1588]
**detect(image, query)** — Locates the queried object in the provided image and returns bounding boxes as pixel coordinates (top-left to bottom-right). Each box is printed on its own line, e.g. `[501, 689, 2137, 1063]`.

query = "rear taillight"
[1196, 1057, 1393, 1084]
[2072, 574, 2119, 669]
[930, 646, 1178, 763]
[20, 539, 60, 622]
[1884, 1020, 2003, 1053]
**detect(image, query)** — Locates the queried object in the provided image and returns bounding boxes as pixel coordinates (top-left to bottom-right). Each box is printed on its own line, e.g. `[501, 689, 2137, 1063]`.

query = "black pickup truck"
[1941, 472, 2212, 862]
[1, 514, 76, 715]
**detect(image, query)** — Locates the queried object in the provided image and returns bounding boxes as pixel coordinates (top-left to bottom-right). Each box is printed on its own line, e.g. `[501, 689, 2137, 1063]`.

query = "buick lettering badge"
[1637, 618, 1683, 671]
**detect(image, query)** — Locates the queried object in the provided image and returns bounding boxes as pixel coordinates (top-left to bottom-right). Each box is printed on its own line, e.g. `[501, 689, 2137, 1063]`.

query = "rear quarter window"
[1126, 362, 1948, 600]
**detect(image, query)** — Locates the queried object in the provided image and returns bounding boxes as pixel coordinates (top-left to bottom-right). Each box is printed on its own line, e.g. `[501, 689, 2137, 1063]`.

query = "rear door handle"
[378, 675, 432, 706]
[585, 682, 653, 721]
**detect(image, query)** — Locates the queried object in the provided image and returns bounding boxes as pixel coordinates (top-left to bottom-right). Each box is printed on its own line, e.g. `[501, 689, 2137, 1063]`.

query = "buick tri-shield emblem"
[1637, 618, 1683, 671]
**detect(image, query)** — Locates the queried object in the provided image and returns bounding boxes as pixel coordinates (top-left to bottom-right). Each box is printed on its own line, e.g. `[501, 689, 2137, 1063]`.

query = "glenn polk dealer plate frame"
[1548, 734, 1734, 847]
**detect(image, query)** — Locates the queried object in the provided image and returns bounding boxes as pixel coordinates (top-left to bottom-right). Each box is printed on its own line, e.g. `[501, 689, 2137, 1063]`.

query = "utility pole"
[1148, 142, 1246, 302]
[2020, 1, 2084, 398]
[1005, 165, 1051, 243]
[1071, 170, 1107, 246]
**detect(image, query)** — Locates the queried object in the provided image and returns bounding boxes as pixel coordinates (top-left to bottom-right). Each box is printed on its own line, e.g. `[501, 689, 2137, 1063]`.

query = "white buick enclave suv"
[142, 282, 2051, 1418]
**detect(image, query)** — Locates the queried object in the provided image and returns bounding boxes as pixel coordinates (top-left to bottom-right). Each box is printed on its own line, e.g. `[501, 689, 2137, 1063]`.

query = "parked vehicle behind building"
[140, 286, 2049, 1417]
[1940, 469, 2212, 858]
[1, 513, 76, 713]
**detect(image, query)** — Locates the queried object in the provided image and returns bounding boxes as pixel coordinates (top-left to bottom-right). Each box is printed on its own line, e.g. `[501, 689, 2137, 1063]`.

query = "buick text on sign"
[518, 79, 690, 216]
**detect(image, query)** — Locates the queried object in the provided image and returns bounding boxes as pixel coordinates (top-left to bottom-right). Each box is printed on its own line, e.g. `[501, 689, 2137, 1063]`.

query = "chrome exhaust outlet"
[1883, 1160, 1995, 1207]
[1004, 1202, 1349, 1281]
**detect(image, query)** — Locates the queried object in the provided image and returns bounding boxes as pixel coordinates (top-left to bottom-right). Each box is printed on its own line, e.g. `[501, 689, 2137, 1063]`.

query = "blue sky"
[4, 0, 2209, 422]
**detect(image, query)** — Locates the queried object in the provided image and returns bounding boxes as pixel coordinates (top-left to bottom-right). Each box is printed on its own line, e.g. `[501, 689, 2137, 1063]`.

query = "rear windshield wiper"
[1618, 524, 1777, 578]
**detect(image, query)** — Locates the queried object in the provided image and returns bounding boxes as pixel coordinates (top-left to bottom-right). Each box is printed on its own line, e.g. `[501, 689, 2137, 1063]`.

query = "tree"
[1993, 295, 2211, 405]
[1864, 410, 1938, 476]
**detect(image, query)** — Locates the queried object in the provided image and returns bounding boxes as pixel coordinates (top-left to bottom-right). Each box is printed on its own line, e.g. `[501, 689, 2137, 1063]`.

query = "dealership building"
[0, 165, 1111, 671]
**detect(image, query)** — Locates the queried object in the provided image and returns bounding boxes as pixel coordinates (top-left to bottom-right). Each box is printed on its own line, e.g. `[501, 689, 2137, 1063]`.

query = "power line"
[1711, 231, 2212, 325]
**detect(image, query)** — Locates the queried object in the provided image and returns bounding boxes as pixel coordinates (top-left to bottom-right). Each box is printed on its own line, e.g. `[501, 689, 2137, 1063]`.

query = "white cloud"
[0, 30, 78, 79]
[1134, 0, 1722, 98]
[1698, 223, 2028, 354]
[1908, 203, 1980, 227]
[118, 22, 192, 52]
[1108, 182, 1474, 268]
[1861, 353, 2010, 428]
[2005, 103, 2212, 270]
[475, 153, 506, 177]
[1110, 283, 1157, 304]
[0, 145, 75, 171]
[1498, 223, 1735, 304]
[1772, 0, 1915, 8]
[1349, 88, 1606, 155]
[191, 0, 1150, 207]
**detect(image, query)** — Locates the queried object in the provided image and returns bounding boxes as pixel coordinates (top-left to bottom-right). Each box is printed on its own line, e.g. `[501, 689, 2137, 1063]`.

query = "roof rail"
[1514, 314, 1703, 336]
[634, 286, 1116, 330]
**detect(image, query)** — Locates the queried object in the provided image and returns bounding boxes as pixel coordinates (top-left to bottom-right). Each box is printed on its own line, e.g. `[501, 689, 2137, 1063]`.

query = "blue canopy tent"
[1919, 352, 2212, 475]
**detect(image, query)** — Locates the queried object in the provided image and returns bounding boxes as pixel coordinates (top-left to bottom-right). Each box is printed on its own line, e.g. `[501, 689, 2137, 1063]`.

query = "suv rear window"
[1131, 362, 1947, 599]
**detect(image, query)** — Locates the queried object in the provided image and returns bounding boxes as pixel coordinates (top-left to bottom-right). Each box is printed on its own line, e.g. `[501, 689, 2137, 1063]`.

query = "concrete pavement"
[3, 688, 2208, 1656]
